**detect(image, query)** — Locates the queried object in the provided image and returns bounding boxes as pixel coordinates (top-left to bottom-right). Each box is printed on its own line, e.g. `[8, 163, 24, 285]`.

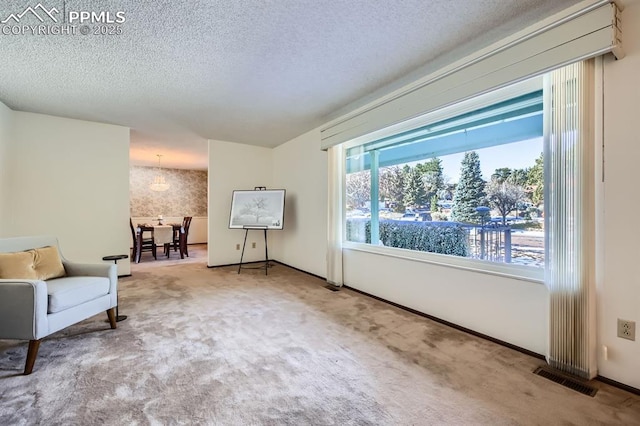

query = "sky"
[439, 137, 543, 184]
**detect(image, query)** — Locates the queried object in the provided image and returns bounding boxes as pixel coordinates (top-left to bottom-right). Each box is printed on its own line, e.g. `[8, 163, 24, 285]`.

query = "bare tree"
[346, 170, 371, 209]
[379, 166, 405, 212]
[486, 179, 525, 225]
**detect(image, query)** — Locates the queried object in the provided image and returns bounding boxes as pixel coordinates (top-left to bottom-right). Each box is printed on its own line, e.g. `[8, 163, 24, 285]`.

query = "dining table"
[134, 223, 186, 263]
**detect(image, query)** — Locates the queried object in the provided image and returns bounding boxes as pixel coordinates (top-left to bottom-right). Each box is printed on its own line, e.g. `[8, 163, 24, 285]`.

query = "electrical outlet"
[617, 319, 636, 341]
[235, 244, 240, 250]
[251, 242, 256, 248]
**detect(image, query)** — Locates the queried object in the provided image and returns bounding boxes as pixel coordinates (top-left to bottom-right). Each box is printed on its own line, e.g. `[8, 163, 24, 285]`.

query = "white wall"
[270, 5, 640, 384]
[208, 140, 273, 266]
[271, 129, 549, 354]
[5, 111, 132, 275]
[344, 251, 549, 353]
[272, 128, 328, 277]
[0, 101, 12, 235]
[598, 0, 640, 389]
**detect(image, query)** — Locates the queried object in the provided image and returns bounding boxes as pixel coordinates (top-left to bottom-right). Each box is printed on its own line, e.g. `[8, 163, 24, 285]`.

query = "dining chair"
[130, 219, 156, 262]
[164, 225, 187, 259]
[172, 216, 192, 257]
[154, 225, 174, 258]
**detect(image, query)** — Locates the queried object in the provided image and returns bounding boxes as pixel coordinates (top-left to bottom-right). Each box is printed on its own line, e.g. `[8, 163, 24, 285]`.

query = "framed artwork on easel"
[228, 189, 286, 230]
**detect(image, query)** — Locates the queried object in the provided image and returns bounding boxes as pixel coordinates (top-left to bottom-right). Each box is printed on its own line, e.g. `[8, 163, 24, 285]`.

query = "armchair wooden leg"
[24, 339, 41, 375]
[106, 308, 117, 329]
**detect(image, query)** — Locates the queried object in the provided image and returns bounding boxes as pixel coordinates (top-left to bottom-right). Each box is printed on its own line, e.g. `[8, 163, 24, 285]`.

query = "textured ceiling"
[0, 0, 582, 170]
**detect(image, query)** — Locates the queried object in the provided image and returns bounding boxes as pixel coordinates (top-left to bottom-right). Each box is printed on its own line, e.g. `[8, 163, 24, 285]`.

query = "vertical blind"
[545, 60, 596, 379]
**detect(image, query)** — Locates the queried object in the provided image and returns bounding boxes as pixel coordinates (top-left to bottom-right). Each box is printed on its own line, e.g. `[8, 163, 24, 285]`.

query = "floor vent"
[324, 284, 340, 292]
[533, 366, 598, 397]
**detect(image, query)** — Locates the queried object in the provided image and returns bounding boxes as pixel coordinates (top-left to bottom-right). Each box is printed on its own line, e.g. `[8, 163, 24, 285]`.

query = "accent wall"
[129, 166, 207, 217]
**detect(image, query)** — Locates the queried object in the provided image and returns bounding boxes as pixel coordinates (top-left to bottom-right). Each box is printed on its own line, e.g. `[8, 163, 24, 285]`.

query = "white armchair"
[0, 236, 118, 374]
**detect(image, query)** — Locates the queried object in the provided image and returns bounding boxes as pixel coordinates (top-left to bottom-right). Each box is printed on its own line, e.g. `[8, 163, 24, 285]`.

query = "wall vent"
[533, 366, 598, 397]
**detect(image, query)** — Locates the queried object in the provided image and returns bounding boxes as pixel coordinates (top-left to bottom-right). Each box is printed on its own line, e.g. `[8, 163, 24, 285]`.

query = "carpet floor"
[1, 245, 639, 425]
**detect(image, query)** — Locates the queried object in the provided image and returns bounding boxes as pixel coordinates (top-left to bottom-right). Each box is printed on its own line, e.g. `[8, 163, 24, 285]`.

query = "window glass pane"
[345, 84, 546, 269]
[345, 167, 371, 243]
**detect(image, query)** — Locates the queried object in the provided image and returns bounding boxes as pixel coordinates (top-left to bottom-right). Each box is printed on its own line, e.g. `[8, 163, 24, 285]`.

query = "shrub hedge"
[346, 219, 468, 257]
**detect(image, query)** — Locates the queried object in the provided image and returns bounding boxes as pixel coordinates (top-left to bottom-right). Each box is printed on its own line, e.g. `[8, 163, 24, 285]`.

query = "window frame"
[341, 77, 546, 283]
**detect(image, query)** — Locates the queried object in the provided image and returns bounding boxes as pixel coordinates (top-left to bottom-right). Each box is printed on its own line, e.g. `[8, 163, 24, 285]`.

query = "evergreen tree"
[403, 166, 427, 210]
[416, 158, 444, 205]
[527, 152, 544, 206]
[491, 167, 512, 183]
[430, 196, 438, 213]
[451, 151, 486, 223]
[492, 167, 528, 186]
[509, 168, 529, 187]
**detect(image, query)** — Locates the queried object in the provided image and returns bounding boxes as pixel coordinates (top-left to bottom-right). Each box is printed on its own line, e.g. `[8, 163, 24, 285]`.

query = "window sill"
[342, 241, 544, 284]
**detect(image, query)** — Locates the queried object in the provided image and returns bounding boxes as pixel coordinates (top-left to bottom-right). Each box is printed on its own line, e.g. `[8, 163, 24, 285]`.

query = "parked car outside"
[399, 212, 432, 221]
[417, 212, 432, 221]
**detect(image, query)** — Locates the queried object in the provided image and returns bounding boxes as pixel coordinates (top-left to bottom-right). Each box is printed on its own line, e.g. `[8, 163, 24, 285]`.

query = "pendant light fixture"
[149, 154, 170, 192]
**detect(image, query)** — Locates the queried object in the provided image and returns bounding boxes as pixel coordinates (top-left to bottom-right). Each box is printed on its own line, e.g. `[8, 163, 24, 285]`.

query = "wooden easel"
[237, 225, 270, 275]
[237, 187, 271, 275]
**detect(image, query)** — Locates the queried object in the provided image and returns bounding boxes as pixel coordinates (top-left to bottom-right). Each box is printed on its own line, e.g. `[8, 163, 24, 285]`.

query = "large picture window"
[344, 77, 546, 274]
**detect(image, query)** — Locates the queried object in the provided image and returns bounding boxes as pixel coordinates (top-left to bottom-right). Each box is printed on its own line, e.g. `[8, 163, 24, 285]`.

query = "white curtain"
[326, 145, 344, 286]
[544, 59, 596, 378]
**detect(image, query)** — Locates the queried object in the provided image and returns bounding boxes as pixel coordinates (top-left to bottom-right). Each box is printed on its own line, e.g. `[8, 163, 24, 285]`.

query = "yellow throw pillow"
[32, 246, 66, 280]
[0, 250, 38, 279]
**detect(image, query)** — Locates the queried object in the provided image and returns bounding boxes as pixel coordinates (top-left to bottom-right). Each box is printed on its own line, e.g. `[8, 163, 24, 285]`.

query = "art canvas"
[229, 189, 286, 230]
